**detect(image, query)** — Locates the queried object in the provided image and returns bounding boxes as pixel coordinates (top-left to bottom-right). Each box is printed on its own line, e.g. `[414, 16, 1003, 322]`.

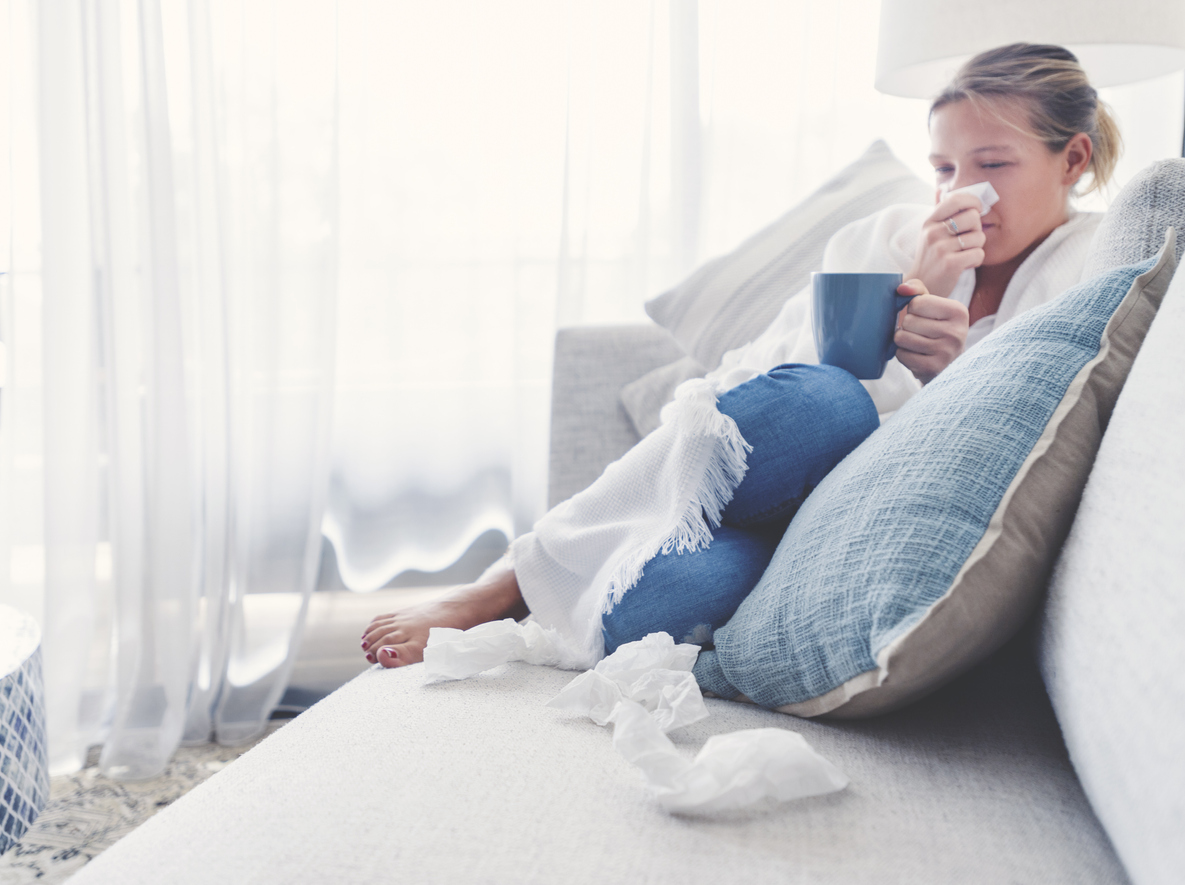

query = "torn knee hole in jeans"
[682, 624, 714, 645]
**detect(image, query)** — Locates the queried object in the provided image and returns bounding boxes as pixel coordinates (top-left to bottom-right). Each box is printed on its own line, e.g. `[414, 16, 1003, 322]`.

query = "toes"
[362, 613, 397, 639]
[376, 638, 430, 668]
[366, 626, 405, 650]
[364, 624, 409, 665]
[360, 610, 432, 669]
[362, 623, 404, 652]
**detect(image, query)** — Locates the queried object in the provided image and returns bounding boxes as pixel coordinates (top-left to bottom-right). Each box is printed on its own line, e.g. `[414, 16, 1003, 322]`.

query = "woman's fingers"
[952, 230, 986, 251]
[895, 325, 951, 351]
[894, 294, 969, 385]
[929, 192, 984, 227]
[938, 206, 983, 234]
[893, 346, 949, 384]
[949, 247, 986, 273]
[902, 293, 967, 322]
[921, 219, 985, 254]
[898, 315, 951, 341]
[909, 196, 986, 298]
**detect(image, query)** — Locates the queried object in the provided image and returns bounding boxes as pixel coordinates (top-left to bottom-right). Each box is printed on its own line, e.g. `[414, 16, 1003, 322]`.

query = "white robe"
[511, 204, 1103, 668]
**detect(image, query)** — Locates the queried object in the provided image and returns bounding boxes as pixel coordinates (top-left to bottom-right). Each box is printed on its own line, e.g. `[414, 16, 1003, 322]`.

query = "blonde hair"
[930, 43, 1122, 196]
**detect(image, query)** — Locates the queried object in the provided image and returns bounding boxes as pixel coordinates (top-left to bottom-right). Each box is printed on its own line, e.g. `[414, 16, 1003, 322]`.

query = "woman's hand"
[906, 191, 987, 297]
[894, 279, 968, 385]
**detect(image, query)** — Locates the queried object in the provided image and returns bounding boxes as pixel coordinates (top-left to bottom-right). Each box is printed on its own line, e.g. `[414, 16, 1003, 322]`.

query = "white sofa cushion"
[69, 646, 1127, 885]
[1040, 249, 1185, 885]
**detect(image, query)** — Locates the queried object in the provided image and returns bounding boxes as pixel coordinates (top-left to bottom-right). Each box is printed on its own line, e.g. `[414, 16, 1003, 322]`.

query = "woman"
[360, 43, 1120, 669]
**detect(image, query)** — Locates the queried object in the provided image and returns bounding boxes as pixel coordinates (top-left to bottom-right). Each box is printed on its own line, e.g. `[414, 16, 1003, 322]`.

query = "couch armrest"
[548, 324, 685, 508]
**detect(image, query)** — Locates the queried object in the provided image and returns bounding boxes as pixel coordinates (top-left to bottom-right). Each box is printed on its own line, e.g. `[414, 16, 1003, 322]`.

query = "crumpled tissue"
[422, 618, 585, 683]
[943, 180, 999, 215]
[551, 633, 849, 815]
[548, 632, 707, 731]
[608, 699, 850, 814]
[419, 623, 849, 815]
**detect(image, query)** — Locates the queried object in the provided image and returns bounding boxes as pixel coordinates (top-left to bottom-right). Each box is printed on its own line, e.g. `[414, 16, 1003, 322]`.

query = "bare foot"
[359, 566, 528, 668]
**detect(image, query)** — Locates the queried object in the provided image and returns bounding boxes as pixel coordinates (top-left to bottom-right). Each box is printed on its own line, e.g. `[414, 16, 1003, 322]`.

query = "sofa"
[66, 163, 1185, 885]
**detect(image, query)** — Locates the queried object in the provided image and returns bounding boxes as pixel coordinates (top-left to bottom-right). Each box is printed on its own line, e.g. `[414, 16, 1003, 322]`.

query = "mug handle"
[885, 292, 920, 361]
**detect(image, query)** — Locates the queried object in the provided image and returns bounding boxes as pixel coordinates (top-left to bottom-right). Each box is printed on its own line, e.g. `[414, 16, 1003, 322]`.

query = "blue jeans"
[600, 363, 879, 653]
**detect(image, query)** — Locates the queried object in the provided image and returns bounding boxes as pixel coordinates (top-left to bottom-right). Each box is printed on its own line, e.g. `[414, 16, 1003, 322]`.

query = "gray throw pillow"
[1081, 159, 1185, 279]
[618, 356, 707, 438]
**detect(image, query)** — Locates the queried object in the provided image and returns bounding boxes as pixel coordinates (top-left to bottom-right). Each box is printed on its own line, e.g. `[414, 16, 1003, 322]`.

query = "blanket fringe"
[600, 380, 752, 613]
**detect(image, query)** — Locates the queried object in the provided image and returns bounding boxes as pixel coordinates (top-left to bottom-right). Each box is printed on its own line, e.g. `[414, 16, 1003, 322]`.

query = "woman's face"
[928, 98, 1088, 267]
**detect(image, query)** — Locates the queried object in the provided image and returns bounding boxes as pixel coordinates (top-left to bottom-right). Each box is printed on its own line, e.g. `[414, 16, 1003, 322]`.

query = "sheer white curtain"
[324, 0, 908, 597]
[324, 0, 926, 595]
[325, 0, 1182, 595]
[0, 0, 337, 776]
[3, 0, 1180, 778]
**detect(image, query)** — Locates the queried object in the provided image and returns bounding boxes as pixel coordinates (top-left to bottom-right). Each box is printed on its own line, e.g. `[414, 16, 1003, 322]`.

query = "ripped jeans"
[600, 363, 879, 654]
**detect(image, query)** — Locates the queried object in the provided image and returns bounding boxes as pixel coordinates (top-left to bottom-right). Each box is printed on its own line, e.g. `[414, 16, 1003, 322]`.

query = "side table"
[0, 604, 48, 854]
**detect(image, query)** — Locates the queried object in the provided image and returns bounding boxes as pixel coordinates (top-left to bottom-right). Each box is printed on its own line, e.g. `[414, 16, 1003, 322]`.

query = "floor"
[0, 587, 446, 885]
[0, 727, 287, 884]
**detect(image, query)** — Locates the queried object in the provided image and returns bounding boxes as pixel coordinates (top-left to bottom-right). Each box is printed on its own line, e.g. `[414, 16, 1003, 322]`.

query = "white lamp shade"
[877, 0, 1185, 98]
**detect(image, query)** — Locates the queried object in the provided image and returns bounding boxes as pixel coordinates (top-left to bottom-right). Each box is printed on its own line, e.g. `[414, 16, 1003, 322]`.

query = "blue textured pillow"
[693, 234, 1177, 718]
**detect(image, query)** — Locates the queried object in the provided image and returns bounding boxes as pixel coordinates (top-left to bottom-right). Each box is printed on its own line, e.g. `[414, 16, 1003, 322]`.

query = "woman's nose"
[950, 168, 978, 191]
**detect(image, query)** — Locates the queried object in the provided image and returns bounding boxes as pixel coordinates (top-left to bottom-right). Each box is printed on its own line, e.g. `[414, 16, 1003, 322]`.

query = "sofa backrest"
[1040, 158, 1185, 885]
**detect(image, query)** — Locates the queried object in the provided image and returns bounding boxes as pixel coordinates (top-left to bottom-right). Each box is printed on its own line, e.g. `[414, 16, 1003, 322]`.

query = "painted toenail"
[361, 640, 369, 650]
[366, 654, 376, 663]
[379, 646, 396, 658]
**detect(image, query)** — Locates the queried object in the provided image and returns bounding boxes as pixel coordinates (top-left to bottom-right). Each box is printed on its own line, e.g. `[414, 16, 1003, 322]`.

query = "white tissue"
[942, 180, 999, 215]
[609, 699, 850, 814]
[548, 633, 707, 730]
[419, 625, 850, 815]
[592, 630, 699, 679]
[550, 633, 849, 815]
[550, 668, 708, 730]
[422, 619, 585, 683]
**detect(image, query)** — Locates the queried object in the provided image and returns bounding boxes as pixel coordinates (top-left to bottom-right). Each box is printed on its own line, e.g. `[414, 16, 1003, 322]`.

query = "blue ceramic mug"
[811, 272, 916, 380]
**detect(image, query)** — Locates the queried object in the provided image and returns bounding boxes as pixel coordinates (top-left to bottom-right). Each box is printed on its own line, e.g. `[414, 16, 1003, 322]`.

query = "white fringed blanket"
[512, 205, 1102, 667]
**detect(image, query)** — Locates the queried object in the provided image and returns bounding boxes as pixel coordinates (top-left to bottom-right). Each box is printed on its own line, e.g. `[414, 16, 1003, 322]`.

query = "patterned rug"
[0, 722, 288, 884]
